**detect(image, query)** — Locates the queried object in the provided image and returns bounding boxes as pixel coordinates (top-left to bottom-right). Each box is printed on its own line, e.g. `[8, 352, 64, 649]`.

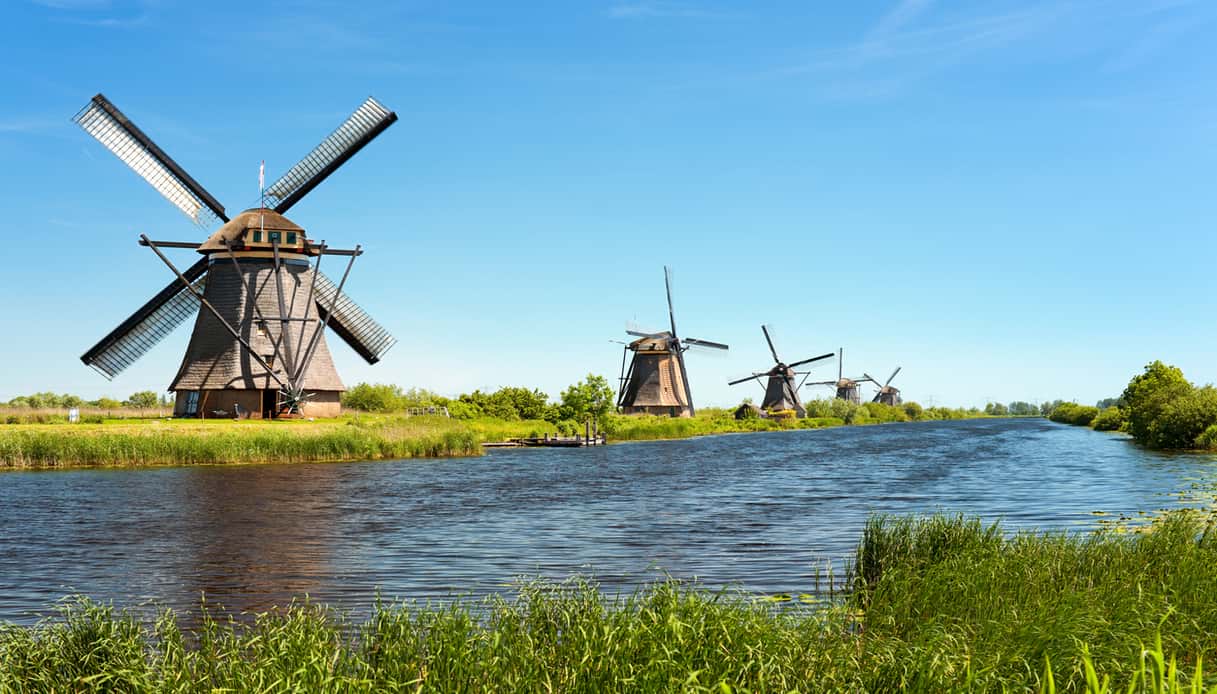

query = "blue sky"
[1, 0, 1215, 408]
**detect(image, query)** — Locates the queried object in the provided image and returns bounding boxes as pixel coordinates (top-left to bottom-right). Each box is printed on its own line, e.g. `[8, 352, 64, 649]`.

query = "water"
[1, 418, 1213, 624]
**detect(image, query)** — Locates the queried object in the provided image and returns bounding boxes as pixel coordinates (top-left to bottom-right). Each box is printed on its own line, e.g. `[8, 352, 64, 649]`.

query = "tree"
[984, 402, 1009, 416]
[559, 374, 615, 422]
[342, 383, 404, 412]
[1007, 401, 1037, 416]
[1096, 397, 1122, 410]
[1146, 386, 1217, 449]
[124, 391, 160, 409]
[1121, 361, 1192, 444]
[94, 397, 122, 410]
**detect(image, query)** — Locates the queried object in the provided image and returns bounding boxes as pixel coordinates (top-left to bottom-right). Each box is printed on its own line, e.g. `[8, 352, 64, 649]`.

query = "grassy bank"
[0, 415, 547, 469]
[0, 401, 998, 469]
[4, 510, 1216, 692]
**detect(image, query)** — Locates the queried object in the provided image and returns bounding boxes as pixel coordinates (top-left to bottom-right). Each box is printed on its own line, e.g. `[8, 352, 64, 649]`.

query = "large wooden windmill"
[728, 326, 834, 417]
[866, 367, 903, 406]
[616, 267, 727, 417]
[73, 93, 399, 419]
[805, 348, 875, 405]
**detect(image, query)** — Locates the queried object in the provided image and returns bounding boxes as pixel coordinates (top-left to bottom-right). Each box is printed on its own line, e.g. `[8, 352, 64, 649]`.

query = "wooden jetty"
[483, 420, 607, 449]
[483, 433, 608, 449]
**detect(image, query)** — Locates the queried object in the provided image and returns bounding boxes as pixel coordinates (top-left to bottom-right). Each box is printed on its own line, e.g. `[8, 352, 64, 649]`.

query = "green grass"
[4, 511, 1217, 692]
[0, 415, 546, 469]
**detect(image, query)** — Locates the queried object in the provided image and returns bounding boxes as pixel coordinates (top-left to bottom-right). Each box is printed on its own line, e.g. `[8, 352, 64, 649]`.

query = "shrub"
[1145, 386, 1217, 450]
[1091, 407, 1125, 432]
[1048, 402, 1099, 426]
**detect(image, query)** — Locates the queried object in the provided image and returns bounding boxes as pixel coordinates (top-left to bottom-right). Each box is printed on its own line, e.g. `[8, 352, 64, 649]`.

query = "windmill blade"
[885, 366, 902, 387]
[265, 97, 398, 214]
[728, 373, 764, 386]
[80, 258, 209, 379]
[312, 270, 397, 364]
[626, 328, 668, 340]
[73, 94, 227, 228]
[663, 265, 678, 338]
[761, 324, 780, 363]
[805, 380, 836, 387]
[787, 352, 836, 369]
[861, 372, 880, 385]
[684, 337, 728, 350]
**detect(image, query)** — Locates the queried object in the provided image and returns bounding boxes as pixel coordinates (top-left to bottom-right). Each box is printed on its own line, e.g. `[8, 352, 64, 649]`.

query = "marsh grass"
[5, 512, 1217, 691]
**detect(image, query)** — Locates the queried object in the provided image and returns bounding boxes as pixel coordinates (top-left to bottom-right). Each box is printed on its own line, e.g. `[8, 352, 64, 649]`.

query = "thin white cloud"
[867, 0, 935, 42]
[0, 117, 63, 134]
[606, 2, 729, 20]
[29, 0, 112, 8]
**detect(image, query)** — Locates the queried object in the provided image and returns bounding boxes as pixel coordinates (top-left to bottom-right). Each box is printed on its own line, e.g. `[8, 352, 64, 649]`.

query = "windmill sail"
[312, 270, 397, 364]
[73, 94, 227, 228]
[264, 97, 398, 214]
[81, 258, 209, 379]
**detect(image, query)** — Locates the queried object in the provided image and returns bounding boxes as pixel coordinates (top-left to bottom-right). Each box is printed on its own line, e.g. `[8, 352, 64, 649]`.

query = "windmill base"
[620, 405, 693, 418]
[172, 389, 342, 419]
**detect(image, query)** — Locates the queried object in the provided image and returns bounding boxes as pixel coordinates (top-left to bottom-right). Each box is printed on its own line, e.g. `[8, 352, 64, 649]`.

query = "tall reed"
[5, 512, 1217, 691]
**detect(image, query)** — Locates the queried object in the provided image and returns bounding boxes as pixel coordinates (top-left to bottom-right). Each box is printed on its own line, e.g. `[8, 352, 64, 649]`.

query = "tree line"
[341, 375, 616, 427]
[1044, 360, 1217, 450]
[3, 391, 169, 410]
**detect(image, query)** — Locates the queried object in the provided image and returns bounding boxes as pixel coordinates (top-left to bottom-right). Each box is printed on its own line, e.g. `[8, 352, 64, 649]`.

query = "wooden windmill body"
[74, 94, 399, 418]
[806, 348, 875, 405]
[729, 326, 834, 417]
[866, 367, 903, 407]
[616, 268, 727, 417]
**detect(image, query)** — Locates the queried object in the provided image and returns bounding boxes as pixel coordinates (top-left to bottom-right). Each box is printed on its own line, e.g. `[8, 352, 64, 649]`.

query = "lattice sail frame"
[85, 274, 207, 380]
[72, 97, 224, 229]
[313, 270, 397, 364]
[264, 97, 397, 213]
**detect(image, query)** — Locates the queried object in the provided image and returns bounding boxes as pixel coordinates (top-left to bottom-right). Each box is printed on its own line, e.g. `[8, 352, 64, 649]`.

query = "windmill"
[867, 367, 903, 406]
[616, 267, 727, 417]
[728, 326, 834, 417]
[805, 348, 875, 405]
[73, 93, 399, 419]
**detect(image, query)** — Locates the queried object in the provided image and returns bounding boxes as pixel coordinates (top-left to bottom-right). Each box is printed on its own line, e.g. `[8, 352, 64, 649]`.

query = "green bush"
[1145, 386, 1217, 450]
[1048, 402, 1099, 426]
[1091, 407, 1126, 432]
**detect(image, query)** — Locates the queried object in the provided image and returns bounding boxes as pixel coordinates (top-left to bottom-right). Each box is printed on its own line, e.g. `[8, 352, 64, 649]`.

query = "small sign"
[68, 408, 80, 423]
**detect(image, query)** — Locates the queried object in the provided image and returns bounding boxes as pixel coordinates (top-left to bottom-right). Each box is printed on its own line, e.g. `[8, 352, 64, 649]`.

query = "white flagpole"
[259, 160, 265, 233]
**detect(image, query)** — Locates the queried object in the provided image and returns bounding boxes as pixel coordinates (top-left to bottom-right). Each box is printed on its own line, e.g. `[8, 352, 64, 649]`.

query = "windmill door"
[261, 390, 277, 419]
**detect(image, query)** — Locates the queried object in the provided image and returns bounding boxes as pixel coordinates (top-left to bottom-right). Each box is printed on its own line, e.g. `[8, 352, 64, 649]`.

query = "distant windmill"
[866, 367, 903, 406]
[616, 267, 728, 417]
[805, 348, 874, 405]
[728, 326, 834, 417]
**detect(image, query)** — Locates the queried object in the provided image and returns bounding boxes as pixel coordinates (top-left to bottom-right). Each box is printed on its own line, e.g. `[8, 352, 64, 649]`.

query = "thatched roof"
[197, 208, 305, 253]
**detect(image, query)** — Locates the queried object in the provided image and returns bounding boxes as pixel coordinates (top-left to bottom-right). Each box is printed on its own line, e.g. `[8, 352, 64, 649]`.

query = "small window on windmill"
[269, 231, 281, 243]
[255, 321, 268, 337]
[184, 391, 200, 415]
[253, 230, 263, 243]
[263, 354, 275, 369]
[286, 232, 297, 245]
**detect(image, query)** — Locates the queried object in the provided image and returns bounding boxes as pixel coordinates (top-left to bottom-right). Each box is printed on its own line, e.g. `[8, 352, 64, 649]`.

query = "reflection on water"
[0, 418, 1213, 624]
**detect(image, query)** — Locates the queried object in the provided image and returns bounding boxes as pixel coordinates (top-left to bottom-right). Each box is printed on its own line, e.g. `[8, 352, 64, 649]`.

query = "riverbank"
[0, 405, 997, 469]
[3, 509, 1214, 692]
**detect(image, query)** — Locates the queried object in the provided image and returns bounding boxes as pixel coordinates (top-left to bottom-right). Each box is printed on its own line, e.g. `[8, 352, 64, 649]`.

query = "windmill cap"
[197, 208, 305, 253]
